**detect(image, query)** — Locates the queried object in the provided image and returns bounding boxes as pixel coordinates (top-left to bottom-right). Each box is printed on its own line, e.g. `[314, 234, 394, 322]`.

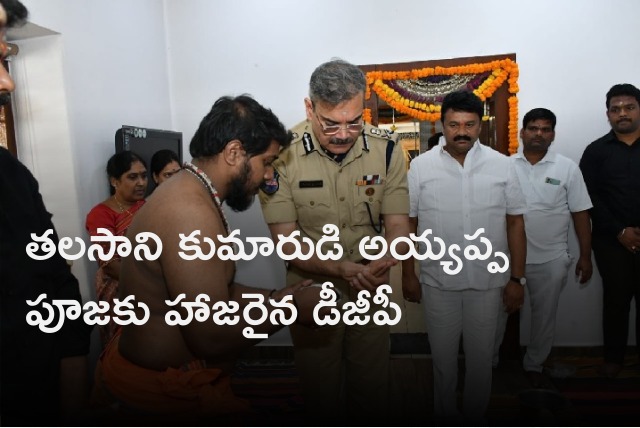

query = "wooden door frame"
[359, 53, 516, 155]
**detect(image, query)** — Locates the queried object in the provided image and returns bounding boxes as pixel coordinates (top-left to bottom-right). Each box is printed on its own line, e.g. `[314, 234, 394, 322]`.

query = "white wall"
[14, 0, 175, 359]
[19, 0, 174, 295]
[14, 0, 640, 346]
[10, 35, 94, 304]
[164, 0, 640, 346]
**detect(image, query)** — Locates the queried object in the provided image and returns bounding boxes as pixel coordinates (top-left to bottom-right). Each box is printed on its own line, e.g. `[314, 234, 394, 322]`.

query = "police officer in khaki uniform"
[259, 59, 411, 424]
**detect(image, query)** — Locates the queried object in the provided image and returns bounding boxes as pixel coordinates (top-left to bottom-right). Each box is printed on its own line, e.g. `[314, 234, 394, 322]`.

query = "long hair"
[106, 151, 146, 195]
[150, 149, 179, 176]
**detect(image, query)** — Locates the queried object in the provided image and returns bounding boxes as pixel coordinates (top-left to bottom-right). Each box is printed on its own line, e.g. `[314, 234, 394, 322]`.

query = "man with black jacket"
[0, 0, 92, 424]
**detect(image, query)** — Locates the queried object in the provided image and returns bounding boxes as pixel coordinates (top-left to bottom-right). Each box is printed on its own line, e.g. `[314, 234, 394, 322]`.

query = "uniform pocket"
[541, 181, 566, 209]
[292, 187, 333, 227]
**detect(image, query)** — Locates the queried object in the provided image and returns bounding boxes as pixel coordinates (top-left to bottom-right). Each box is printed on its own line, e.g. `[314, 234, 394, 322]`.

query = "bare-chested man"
[92, 95, 323, 423]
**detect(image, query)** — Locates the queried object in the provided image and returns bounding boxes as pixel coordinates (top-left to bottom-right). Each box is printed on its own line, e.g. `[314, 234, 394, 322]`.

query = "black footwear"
[597, 362, 622, 378]
[525, 370, 547, 388]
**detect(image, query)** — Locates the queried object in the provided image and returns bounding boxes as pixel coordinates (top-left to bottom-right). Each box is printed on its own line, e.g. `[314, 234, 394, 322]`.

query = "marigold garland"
[363, 108, 372, 124]
[366, 58, 520, 154]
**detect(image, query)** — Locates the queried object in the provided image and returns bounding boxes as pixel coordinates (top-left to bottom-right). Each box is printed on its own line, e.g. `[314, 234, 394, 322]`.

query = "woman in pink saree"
[86, 151, 148, 347]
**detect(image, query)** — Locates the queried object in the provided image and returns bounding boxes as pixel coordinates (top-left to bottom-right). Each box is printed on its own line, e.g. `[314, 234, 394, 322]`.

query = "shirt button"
[369, 197, 374, 202]
[349, 249, 353, 254]
[339, 196, 345, 201]
[310, 201, 315, 206]
[342, 223, 346, 228]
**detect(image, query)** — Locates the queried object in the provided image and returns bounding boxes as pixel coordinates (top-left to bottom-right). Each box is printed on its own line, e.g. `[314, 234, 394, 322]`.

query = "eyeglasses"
[314, 111, 363, 136]
[525, 125, 554, 134]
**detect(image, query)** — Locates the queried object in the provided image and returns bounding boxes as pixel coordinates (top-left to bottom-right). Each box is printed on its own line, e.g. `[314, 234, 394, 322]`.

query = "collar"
[300, 128, 369, 165]
[605, 129, 640, 146]
[320, 145, 348, 163]
[439, 139, 482, 159]
[514, 150, 556, 165]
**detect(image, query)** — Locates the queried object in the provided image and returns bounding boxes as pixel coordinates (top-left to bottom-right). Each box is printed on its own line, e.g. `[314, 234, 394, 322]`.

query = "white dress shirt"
[408, 141, 527, 291]
[512, 150, 592, 264]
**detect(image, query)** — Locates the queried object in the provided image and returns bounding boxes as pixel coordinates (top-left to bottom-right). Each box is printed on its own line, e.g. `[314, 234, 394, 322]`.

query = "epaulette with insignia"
[290, 121, 310, 139]
[289, 120, 315, 151]
[364, 124, 397, 142]
[301, 132, 315, 153]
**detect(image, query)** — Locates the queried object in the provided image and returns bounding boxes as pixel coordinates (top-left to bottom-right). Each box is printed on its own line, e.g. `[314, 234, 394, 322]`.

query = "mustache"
[0, 92, 11, 106]
[453, 135, 472, 142]
[329, 137, 354, 146]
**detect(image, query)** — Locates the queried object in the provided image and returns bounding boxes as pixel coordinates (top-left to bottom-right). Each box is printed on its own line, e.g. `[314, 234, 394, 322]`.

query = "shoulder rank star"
[261, 170, 279, 195]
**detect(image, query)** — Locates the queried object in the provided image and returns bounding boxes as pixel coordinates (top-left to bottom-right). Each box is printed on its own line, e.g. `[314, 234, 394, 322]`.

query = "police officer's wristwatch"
[510, 276, 527, 286]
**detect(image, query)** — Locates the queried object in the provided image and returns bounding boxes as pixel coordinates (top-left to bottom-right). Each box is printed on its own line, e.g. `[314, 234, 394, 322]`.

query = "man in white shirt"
[403, 90, 527, 424]
[494, 108, 593, 387]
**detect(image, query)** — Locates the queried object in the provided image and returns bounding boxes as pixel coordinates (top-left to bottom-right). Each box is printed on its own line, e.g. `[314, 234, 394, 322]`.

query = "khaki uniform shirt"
[260, 121, 409, 282]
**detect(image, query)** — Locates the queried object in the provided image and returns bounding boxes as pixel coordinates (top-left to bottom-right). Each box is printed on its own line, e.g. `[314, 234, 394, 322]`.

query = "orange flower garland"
[363, 108, 372, 124]
[366, 58, 520, 154]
